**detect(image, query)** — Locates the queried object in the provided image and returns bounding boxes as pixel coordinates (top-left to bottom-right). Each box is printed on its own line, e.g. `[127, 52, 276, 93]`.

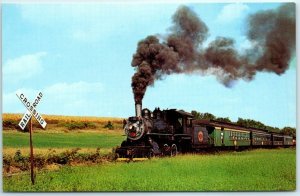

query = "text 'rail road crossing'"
[17, 92, 47, 130]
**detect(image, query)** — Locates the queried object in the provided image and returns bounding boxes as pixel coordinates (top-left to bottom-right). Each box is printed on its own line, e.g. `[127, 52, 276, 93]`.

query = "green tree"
[201, 113, 216, 120]
[191, 110, 200, 119]
[236, 118, 266, 130]
[104, 121, 114, 130]
[282, 127, 296, 138]
[265, 125, 281, 133]
[191, 110, 216, 120]
[216, 117, 231, 123]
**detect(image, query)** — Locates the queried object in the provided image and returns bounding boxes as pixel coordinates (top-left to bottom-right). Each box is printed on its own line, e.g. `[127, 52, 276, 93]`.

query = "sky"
[2, 2, 297, 129]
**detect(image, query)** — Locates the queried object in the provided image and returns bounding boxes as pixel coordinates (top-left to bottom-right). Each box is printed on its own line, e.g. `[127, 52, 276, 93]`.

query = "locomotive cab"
[153, 108, 193, 134]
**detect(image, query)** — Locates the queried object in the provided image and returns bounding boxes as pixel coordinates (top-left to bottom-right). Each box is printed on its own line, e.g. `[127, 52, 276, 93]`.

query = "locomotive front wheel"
[171, 144, 177, 157]
[114, 153, 120, 160]
[148, 148, 155, 158]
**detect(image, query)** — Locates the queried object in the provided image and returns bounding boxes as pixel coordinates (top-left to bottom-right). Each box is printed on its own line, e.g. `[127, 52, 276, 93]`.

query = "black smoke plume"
[131, 3, 295, 103]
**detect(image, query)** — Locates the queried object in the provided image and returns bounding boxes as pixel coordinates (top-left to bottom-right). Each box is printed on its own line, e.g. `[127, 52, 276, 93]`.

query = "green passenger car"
[192, 119, 294, 150]
[209, 127, 251, 147]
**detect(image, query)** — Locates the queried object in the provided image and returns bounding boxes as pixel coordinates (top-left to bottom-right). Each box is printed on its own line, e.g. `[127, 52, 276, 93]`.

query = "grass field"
[3, 131, 124, 149]
[3, 148, 296, 191]
[2, 114, 296, 191]
[2, 114, 126, 174]
[2, 113, 125, 157]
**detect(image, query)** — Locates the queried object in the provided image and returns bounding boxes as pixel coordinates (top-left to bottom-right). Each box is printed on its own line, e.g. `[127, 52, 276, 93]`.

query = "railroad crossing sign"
[16, 91, 47, 185]
[16, 92, 47, 130]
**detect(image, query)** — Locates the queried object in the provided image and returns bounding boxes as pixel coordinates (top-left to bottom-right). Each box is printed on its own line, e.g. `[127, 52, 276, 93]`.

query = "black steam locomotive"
[115, 104, 295, 159]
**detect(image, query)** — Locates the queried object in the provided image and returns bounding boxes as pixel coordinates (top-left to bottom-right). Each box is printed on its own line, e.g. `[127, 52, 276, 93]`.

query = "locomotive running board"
[116, 158, 149, 162]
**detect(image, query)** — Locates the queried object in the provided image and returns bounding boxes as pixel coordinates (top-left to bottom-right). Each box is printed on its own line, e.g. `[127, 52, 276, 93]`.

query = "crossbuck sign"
[16, 91, 47, 185]
[16, 92, 47, 130]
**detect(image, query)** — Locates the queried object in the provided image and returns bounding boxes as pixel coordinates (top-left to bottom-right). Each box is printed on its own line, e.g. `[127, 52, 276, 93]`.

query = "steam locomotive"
[115, 103, 295, 159]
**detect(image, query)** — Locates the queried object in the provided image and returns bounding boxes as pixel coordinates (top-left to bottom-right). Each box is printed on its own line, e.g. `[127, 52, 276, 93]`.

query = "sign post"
[17, 92, 47, 185]
[29, 117, 34, 184]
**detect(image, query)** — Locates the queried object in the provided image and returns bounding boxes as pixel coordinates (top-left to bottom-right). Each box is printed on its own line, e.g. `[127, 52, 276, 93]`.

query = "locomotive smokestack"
[135, 102, 142, 117]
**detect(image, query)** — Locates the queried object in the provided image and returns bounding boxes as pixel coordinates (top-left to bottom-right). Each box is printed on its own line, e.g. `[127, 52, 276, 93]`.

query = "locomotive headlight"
[125, 121, 145, 140]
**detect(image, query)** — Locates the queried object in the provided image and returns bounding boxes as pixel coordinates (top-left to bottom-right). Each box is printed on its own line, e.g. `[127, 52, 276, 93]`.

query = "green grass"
[3, 148, 296, 192]
[3, 131, 125, 149]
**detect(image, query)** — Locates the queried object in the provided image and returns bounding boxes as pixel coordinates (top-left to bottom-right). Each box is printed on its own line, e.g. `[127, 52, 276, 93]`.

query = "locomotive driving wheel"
[170, 144, 177, 157]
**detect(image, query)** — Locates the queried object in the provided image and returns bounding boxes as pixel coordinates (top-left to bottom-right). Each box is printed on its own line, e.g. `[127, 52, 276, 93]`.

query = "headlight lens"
[125, 121, 144, 140]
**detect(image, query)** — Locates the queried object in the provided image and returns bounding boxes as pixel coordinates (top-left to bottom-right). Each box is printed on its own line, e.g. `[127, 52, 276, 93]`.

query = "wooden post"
[29, 117, 35, 185]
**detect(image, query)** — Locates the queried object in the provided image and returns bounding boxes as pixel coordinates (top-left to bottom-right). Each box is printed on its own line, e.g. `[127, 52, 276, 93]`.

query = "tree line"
[191, 110, 296, 138]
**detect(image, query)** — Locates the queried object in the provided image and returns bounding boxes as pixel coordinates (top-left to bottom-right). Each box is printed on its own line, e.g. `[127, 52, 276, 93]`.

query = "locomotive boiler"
[115, 103, 295, 160]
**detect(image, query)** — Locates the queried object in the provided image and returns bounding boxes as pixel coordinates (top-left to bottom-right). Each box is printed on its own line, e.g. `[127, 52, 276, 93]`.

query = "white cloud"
[3, 52, 47, 82]
[216, 3, 249, 23]
[3, 81, 105, 116]
[43, 81, 105, 115]
[3, 88, 38, 113]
